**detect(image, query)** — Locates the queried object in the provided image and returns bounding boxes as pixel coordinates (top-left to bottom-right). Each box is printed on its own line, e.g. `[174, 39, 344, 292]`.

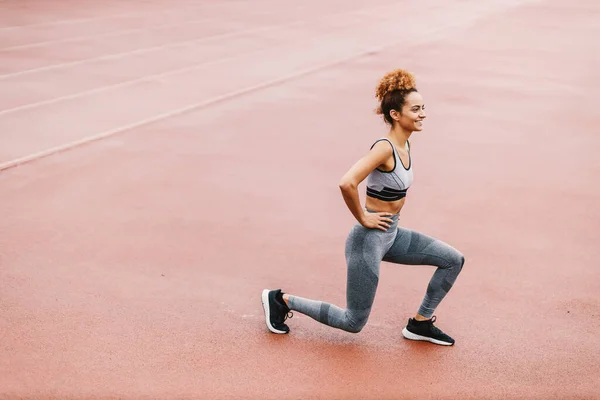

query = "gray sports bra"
[366, 138, 413, 201]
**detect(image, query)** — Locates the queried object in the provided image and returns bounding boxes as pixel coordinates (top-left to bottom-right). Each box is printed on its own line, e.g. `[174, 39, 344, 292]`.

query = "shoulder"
[369, 138, 394, 155]
[362, 139, 394, 170]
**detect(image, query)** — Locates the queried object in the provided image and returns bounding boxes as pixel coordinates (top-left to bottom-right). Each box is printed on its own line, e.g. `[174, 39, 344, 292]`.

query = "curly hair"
[375, 68, 418, 125]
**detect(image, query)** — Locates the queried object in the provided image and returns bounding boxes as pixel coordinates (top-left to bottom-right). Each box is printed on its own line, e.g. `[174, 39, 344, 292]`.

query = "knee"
[346, 316, 368, 334]
[346, 324, 363, 334]
[455, 252, 465, 272]
[444, 248, 465, 272]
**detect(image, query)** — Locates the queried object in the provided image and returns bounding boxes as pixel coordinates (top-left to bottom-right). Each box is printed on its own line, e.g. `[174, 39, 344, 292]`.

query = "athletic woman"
[261, 69, 465, 346]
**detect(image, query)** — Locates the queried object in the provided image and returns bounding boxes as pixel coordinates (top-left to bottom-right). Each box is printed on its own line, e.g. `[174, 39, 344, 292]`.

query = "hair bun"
[375, 69, 416, 102]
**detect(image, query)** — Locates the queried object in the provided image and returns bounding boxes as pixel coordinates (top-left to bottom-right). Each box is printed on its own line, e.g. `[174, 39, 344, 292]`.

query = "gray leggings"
[288, 212, 464, 333]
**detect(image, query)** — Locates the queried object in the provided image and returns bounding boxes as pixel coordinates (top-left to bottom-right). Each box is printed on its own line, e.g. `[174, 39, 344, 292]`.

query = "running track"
[1, 0, 599, 399]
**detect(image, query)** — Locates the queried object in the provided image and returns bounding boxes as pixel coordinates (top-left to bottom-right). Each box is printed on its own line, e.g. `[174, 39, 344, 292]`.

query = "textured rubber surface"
[1, 0, 599, 399]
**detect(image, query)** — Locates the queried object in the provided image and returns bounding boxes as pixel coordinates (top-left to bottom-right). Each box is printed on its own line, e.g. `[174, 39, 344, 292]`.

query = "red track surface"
[1, 0, 599, 398]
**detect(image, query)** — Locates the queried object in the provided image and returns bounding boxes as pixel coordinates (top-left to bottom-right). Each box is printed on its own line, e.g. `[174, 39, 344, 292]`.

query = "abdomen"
[365, 196, 406, 214]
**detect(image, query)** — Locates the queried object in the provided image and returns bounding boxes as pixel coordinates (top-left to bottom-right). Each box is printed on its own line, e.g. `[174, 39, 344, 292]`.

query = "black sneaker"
[402, 316, 455, 346]
[261, 289, 293, 334]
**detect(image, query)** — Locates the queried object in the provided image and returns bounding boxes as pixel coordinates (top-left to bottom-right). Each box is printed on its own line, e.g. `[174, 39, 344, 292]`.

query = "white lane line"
[0, 11, 501, 173]
[0, 45, 267, 116]
[0, 25, 291, 80]
[0, 0, 254, 31]
[0, 2, 397, 115]
[0, 0, 324, 51]
[0, 12, 273, 52]
[0, 1, 388, 80]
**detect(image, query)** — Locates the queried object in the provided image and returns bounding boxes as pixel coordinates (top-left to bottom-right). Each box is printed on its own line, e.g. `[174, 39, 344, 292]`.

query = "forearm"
[339, 183, 364, 224]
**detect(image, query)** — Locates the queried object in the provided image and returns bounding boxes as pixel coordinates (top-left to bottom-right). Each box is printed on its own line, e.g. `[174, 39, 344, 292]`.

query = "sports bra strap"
[370, 138, 396, 155]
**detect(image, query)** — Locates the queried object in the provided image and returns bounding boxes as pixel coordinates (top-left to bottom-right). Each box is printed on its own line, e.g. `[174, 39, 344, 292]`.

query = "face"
[390, 91, 426, 132]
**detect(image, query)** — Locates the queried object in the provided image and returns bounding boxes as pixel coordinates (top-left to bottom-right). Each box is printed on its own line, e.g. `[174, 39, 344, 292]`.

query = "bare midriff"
[365, 196, 406, 215]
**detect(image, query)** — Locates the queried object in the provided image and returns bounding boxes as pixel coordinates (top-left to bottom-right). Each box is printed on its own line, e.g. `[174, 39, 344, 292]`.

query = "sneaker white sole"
[402, 327, 454, 346]
[261, 289, 288, 334]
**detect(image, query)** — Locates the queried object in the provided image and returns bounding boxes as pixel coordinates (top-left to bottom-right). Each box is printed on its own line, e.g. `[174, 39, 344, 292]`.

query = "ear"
[389, 109, 401, 122]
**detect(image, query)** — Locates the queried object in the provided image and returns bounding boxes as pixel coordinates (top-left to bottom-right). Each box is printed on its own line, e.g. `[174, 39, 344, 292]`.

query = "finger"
[378, 212, 395, 218]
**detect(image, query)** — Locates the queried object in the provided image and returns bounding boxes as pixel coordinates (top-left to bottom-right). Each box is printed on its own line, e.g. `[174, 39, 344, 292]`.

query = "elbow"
[338, 179, 357, 192]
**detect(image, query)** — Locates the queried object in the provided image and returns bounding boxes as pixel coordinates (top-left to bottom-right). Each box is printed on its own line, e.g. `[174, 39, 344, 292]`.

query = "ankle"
[413, 314, 430, 322]
[282, 294, 290, 306]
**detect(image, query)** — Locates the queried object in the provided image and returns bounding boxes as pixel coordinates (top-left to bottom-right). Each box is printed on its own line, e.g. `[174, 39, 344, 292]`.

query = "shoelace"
[275, 304, 293, 324]
[425, 315, 445, 336]
[275, 311, 293, 326]
[281, 299, 293, 320]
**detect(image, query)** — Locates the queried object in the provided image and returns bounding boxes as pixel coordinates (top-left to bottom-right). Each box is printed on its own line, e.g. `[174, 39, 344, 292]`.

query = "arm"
[338, 141, 394, 228]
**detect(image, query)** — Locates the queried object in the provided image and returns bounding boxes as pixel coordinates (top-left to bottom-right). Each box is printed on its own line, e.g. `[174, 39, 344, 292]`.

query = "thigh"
[344, 225, 388, 311]
[383, 226, 463, 269]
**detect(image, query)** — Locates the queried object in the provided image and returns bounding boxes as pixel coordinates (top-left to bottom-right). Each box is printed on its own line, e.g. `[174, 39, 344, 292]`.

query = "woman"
[261, 69, 465, 346]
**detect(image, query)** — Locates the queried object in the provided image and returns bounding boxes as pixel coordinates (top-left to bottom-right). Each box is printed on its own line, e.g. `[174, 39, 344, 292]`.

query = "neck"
[388, 124, 412, 148]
